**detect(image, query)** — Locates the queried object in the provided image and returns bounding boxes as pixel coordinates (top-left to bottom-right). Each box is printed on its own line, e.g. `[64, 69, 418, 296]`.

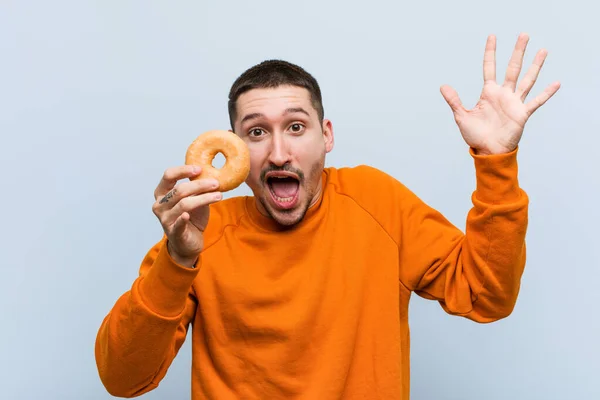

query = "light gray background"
[1, 1, 598, 399]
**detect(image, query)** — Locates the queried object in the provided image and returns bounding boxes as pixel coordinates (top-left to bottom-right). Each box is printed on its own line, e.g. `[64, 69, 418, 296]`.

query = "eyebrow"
[240, 107, 310, 125]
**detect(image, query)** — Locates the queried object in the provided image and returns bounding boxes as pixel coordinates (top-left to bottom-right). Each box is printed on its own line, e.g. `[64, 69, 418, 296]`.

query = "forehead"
[235, 85, 315, 121]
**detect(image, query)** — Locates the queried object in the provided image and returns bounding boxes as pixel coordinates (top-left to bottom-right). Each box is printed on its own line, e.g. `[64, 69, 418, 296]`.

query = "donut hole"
[211, 152, 226, 169]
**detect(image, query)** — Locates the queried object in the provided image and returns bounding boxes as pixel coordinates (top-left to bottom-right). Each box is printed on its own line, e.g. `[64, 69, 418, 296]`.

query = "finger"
[503, 33, 530, 91]
[162, 191, 222, 227]
[525, 81, 561, 115]
[170, 212, 190, 238]
[154, 165, 202, 200]
[483, 34, 496, 83]
[440, 85, 466, 116]
[516, 48, 548, 101]
[155, 177, 220, 210]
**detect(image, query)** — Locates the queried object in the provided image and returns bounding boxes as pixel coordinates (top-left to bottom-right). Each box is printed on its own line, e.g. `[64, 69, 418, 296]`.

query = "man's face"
[232, 85, 334, 227]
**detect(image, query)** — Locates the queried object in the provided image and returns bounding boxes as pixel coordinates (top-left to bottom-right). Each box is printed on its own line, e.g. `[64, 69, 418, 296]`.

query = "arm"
[407, 32, 558, 320]
[94, 165, 220, 396]
[396, 147, 527, 322]
[94, 237, 199, 397]
[384, 33, 557, 322]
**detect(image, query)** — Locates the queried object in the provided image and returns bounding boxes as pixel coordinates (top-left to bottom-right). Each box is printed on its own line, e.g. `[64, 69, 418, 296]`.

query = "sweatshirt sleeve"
[94, 236, 200, 397]
[349, 147, 528, 323]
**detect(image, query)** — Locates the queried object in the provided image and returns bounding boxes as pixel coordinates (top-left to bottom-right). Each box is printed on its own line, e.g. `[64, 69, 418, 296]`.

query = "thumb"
[440, 85, 465, 116]
[170, 211, 190, 239]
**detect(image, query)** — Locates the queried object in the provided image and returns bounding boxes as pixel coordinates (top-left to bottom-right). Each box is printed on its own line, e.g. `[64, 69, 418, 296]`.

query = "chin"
[260, 195, 310, 227]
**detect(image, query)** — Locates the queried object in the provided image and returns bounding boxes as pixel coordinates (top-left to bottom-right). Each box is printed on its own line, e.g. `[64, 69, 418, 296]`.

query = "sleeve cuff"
[138, 239, 200, 317]
[470, 146, 522, 204]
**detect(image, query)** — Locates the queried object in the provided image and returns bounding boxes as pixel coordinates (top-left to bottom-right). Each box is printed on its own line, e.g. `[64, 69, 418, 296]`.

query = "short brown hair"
[227, 60, 324, 130]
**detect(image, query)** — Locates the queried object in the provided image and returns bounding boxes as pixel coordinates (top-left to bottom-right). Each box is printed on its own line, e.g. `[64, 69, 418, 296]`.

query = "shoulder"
[325, 164, 414, 204]
[324, 165, 428, 236]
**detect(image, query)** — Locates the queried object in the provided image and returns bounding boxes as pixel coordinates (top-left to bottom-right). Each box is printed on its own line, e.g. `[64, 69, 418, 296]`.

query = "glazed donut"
[185, 130, 250, 192]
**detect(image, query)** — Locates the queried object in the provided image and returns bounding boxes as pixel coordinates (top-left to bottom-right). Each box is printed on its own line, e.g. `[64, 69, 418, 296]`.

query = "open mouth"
[266, 174, 300, 209]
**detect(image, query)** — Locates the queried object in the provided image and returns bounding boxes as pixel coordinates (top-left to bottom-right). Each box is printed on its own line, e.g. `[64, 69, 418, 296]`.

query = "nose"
[267, 132, 291, 167]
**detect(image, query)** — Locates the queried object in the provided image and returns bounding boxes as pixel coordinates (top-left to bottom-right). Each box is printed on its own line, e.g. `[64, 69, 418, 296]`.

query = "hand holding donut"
[152, 130, 250, 268]
[152, 166, 222, 267]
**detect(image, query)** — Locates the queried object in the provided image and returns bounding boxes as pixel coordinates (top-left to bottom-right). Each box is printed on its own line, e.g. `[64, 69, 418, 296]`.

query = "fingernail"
[215, 192, 222, 200]
[192, 166, 201, 173]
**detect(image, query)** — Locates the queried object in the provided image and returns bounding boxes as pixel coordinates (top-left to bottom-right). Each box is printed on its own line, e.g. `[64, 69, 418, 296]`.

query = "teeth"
[274, 195, 294, 203]
[268, 186, 295, 203]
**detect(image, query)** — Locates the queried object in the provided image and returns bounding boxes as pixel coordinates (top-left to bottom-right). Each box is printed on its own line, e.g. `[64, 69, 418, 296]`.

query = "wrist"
[471, 141, 518, 156]
[167, 240, 199, 269]
[472, 147, 493, 156]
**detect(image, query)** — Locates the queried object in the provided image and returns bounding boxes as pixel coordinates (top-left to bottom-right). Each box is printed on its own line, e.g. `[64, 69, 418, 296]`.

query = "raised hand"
[152, 165, 222, 267]
[440, 33, 561, 155]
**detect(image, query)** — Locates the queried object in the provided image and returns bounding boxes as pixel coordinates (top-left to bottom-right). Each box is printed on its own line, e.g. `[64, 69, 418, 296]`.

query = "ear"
[322, 119, 334, 153]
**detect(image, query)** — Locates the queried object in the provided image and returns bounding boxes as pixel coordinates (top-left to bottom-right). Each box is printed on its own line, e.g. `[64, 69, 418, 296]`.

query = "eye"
[289, 123, 304, 133]
[248, 128, 264, 137]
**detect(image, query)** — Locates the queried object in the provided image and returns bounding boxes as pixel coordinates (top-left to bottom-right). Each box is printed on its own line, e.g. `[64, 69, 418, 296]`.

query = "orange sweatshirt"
[95, 148, 528, 400]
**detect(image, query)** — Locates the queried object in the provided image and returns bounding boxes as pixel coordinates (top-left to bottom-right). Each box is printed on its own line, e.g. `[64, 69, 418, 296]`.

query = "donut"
[185, 130, 251, 192]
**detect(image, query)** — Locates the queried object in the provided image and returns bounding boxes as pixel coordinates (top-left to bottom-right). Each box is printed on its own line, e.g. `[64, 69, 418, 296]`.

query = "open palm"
[441, 33, 561, 155]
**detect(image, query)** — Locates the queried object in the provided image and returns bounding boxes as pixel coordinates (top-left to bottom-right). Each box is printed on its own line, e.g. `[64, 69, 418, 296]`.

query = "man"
[95, 33, 560, 399]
